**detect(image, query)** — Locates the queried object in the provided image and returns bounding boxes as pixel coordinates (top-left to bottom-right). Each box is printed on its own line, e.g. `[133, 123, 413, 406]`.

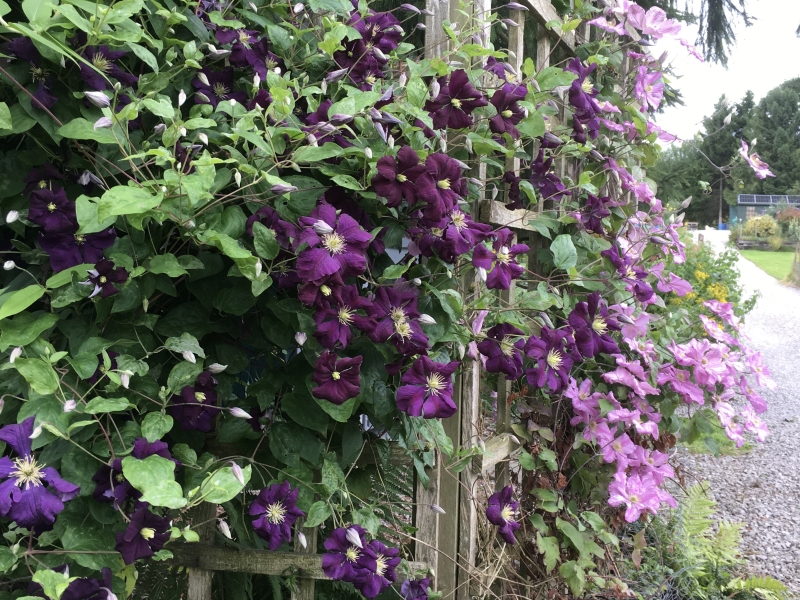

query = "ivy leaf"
[84, 397, 132, 414]
[304, 501, 332, 527]
[252, 221, 280, 260]
[353, 507, 380, 535]
[164, 332, 206, 358]
[536, 533, 560, 573]
[149, 253, 189, 277]
[0, 312, 59, 351]
[122, 455, 187, 509]
[550, 234, 577, 270]
[141, 412, 174, 442]
[0, 102, 11, 130]
[519, 451, 535, 471]
[31, 569, 70, 600]
[556, 517, 585, 554]
[57, 118, 118, 144]
[538, 448, 558, 471]
[167, 361, 202, 392]
[559, 561, 586, 596]
[294, 143, 344, 163]
[0, 546, 16, 573]
[199, 464, 251, 503]
[13, 358, 59, 394]
[97, 186, 163, 221]
[0, 284, 45, 321]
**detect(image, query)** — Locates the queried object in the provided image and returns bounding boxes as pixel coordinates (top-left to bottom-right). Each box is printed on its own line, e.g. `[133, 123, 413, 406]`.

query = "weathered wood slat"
[476, 432, 522, 474]
[291, 517, 317, 600]
[519, 0, 575, 50]
[357, 442, 413, 466]
[171, 545, 425, 578]
[185, 502, 217, 600]
[414, 461, 441, 583]
[481, 199, 540, 230]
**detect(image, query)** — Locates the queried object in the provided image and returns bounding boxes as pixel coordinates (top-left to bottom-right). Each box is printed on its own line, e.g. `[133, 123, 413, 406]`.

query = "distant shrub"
[788, 220, 800, 243]
[729, 227, 740, 243]
[743, 215, 779, 238]
[776, 207, 800, 224]
[768, 235, 784, 251]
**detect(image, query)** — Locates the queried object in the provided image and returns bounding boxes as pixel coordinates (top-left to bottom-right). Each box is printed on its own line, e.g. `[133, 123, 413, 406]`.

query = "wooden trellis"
[168, 1, 601, 598]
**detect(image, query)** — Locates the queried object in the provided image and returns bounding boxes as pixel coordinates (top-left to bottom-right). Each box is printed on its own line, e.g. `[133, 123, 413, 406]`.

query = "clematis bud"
[399, 72, 407, 87]
[346, 528, 363, 549]
[418, 314, 436, 325]
[182, 350, 196, 364]
[9, 346, 23, 362]
[153, 123, 167, 134]
[29, 424, 43, 439]
[751, 138, 757, 147]
[198, 132, 208, 146]
[506, 1, 528, 9]
[295, 332, 307, 346]
[3, 261, 15, 271]
[218, 519, 232, 539]
[415, 22, 426, 30]
[249, 1, 257, 10]
[400, 3, 420, 13]
[421, 8, 434, 15]
[453, 159, 470, 170]
[364, 147, 373, 159]
[476, 267, 487, 283]
[178, 89, 186, 107]
[508, 434, 521, 445]
[477, 438, 486, 452]
[680, 196, 692, 209]
[85, 91, 111, 108]
[412, 278, 422, 286]
[272, 183, 298, 194]
[330, 113, 353, 125]
[431, 80, 440, 100]
[230, 462, 245, 485]
[94, 117, 113, 130]
[5, 210, 19, 223]
[208, 363, 227, 373]
[120, 371, 132, 389]
[63, 399, 77, 413]
[179, 127, 187, 137]
[372, 47, 387, 62]
[195, 92, 211, 104]
[293, 2, 304, 12]
[440, 137, 447, 153]
[325, 68, 348, 84]
[297, 531, 308, 548]
[430, 504, 446, 514]
[387, 135, 395, 149]
[501, 18, 518, 27]
[723, 112, 732, 125]
[230, 407, 253, 419]
[206, 44, 231, 59]
[234, 170, 242, 187]
[313, 220, 334, 235]
[307, 133, 318, 147]
[229, 99, 237, 107]
[197, 72, 210, 87]
[374, 123, 387, 142]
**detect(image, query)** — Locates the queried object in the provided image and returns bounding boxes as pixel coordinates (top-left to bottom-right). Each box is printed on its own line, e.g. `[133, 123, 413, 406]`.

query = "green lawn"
[739, 249, 795, 280]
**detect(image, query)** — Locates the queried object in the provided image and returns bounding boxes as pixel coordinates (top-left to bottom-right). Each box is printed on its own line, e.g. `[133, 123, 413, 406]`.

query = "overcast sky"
[652, 0, 800, 143]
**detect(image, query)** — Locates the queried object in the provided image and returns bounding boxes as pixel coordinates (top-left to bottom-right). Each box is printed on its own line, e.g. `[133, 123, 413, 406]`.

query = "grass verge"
[739, 249, 794, 280]
[685, 426, 753, 456]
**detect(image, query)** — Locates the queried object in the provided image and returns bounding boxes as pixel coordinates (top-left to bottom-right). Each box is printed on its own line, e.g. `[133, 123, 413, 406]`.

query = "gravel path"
[677, 230, 800, 591]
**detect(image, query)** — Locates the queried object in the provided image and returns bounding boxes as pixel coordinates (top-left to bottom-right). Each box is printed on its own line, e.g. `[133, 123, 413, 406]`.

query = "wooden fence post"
[291, 517, 317, 600]
[186, 502, 216, 600]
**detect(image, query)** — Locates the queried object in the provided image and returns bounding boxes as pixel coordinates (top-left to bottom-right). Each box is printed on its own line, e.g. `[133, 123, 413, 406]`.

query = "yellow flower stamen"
[265, 501, 286, 525]
[375, 554, 388, 576]
[426, 373, 446, 395]
[500, 336, 515, 357]
[195, 392, 207, 402]
[47, 202, 57, 212]
[212, 82, 230, 99]
[546, 349, 563, 370]
[501, 109, 513, 118]
[332, 371, 341, 380]
[322, 232, 346, 255]
[396, 174, 407, 182]
[338, 307, 354, 325]
[345, 547, 361, 562]
[450, 98, 462, 108]
[140, 527, 156, 540]
[581, 79, 593, 93]
[437, 178, 451, 190]
[592, 316, 608, 335]
[11, 456, 45, 489]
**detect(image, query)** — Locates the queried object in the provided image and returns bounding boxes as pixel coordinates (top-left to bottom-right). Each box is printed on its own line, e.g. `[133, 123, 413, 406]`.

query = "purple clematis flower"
[312, 351, 363, 404]
[525, 327, 574, 392]
[28, 566, 114, 600]
[314, 285, 375, 349]
[249, 88, 273, 110]
[350, 9, 402, 55]
[303, 99, 354, 148]
[216, 26, 258, 46]
[23, 162, 63, 197]
[230, 37, 285, 79]
[39, 228, 116, 273]
[169, 371, 220, 432]
[440, 209, 492, 260]
[80, 46, 138, 91]
[246, 205, 298, 249]
[115, 504, 171, 564]
[425, 69, 488, 130]
[472, 230, 529, 290]
[401, 578, 431, 600]
[486, 485, 520, 544]
[333, 39, 386, 90]
[477, 323, 525, 379]
[87, 258, 128, 298]
[365, 285, 429, 356]
[93, 438, 175, 509]
[503, 171, 523, 210]
[192, 67, 247, 108]
[415, 153, 467, 223]
[489, 86, 527, 139]
[530, 150, 567, 203]
[0, 417, 80, 531]
[356, 539, 401, 598]
[249, 481, 305, 550]
[298, 272, 347, 309]
[28, 188, 77, 233]
[565, 58, 600, 119]
[322, 525, 369, 583]
[581, 194, 612, 234]
[567, 292, 621, 358]
[634, 66, 664, 111]
[396, 356, 460, 419]
[8, 38, 58, 110]
[296, 203, 372, 281]
[371, 146, 426, 207]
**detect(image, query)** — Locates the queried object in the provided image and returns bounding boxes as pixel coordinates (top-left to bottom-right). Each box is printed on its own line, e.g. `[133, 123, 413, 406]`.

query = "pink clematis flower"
[627, 6, 682, 39]
[600, 433, 637, 469]
[680, 38, 704, 61]
[745, 350, 776, 390]
[738, 140, 775, 179]
[589, 16, 628, 35]
[603, 355, 658, 397]
[739, 376, 767, 414]
[740, 405, 769, 442]
[634, 67, 664, 111]
[630, 447, 673, 483]
[657, 365, 705, 404]
[610, 303, 651, 340]
[608, 472, 661, 522]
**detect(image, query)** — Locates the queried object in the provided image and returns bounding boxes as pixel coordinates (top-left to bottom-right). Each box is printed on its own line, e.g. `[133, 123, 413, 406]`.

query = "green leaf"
[550, 234, 577, 270]
[406, 76, 428, 108]
[0, 102, 11, 130]
[199, 464, 251, 503]
[559, 561, 586, 596]
[142, 98, 174, 119]
[538, 448, 558, 471]
[353, 507, 380, 535]
[304, 501, 332, 527]
[315, 395, 358, 423]
[128, 43, 159, 73]
[84, 397, 131, 414]
[167, 361, 202, 392]
[45, 264, 93, 289]
[517, 111, 546, 138]
[22, 0, 53, 26]
[164, 332, 206, 358]
[381, 263, 410, 280]
[32, 569, 70, 600]
[536, 533, 560, 573]
[282, 391, 329, 435]
[0, 546, 16, 573]
[141, 412, 174, 442]
[13, 358, 59, 394]
[529, 513, 549, 534]
[519, 451, 535, 471]
[149, 253, 189, 277]
[252, 221, 280, 260]
[122, 455, 187, 508]
[76, 195, 118, 234]
[57, 118, 118, 144]
[97, 186, 163, 221]
[294, 143, 344, 163]
[556, 518, 585, 554]
[172, 443, 197, 466]
[0, 312, 59, 350]
[0, 285, 45, 320]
